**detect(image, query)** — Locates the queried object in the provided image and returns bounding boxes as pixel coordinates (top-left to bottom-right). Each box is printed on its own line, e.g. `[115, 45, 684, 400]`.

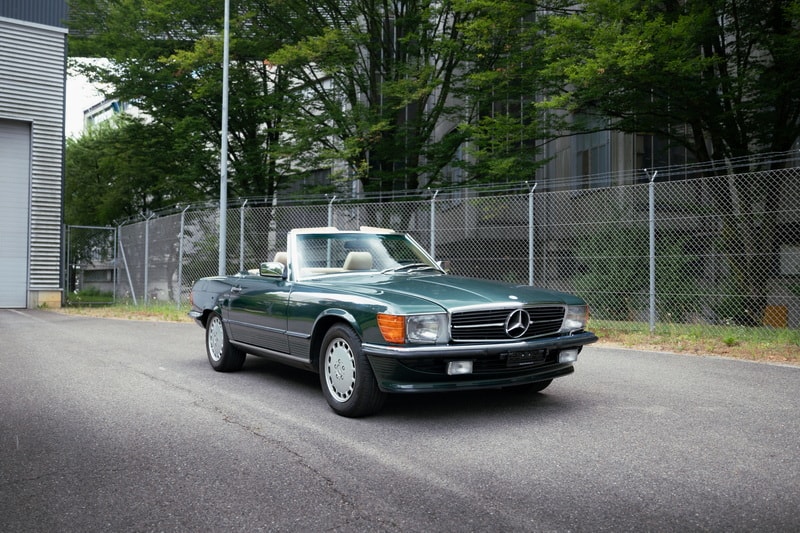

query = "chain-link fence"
[65, 225, 117, 305]
[67, 165, 800, 329]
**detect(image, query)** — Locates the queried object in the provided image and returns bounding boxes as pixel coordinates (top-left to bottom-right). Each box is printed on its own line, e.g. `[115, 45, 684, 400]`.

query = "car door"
[225, 274, 290, 354]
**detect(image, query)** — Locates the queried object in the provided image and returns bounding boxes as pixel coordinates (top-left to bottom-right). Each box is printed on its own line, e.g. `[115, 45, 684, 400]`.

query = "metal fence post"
[113, 226, 118, 303]
[645, 169, 658, 334]
[64, 224, 71, 298]
[327, 195, 337, 227]
[144, 213, 154, 306]
[430, 189, 439, 258]
[326, 195, 337, 265]
[528, 183, 537, 286]
[118, 225, 137, 305]
[239, 199, 248, 272]
[176, 205, 190, 307]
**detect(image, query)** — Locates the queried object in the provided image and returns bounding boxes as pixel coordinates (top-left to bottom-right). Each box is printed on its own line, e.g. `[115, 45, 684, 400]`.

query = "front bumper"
[362, 331, 597, 393]
[362, 331, 597, 359]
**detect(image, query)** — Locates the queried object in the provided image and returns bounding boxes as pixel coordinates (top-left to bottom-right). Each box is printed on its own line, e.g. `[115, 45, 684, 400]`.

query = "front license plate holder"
[506, 350, 545, 367]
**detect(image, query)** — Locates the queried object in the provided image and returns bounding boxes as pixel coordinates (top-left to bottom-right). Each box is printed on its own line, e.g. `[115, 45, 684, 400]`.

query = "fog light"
[558, 349, 579, 363]
[447, 361, 473, 375]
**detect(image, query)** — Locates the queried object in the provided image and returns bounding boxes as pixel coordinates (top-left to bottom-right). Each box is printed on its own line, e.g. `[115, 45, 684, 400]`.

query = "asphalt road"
[1, 309, 798, 532]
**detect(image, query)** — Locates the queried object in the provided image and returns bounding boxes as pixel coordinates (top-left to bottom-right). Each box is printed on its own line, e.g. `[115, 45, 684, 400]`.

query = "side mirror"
[437, 260, 451, 273]
[259, 261, 286, 278]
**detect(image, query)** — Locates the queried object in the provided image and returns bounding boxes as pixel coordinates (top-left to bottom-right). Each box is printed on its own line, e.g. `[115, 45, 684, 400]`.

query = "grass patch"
[65, 287, 114, 305]
[52, 306, 800, 365]
[59, 301, 193, 323]
[591, 319, 800, 365]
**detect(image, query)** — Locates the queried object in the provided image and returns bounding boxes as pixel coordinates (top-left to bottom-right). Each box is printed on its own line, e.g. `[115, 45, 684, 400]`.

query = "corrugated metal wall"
[0, 0, 68, 28]
[0, 16, 67, 295]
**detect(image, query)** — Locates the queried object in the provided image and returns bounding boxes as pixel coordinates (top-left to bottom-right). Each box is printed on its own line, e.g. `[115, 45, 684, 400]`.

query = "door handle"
[231, 286, 242, 293]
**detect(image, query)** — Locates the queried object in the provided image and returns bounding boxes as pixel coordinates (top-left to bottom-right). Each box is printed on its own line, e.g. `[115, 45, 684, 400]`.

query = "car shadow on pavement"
[379, 385, 575, 421]
[213, 354, 578, 422]
[240, 356, 321, 388]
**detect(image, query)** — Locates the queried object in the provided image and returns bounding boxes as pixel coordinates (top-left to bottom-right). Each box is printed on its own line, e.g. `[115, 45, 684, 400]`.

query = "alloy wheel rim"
[208, 318, 223, 362]
[325, 338, 356, 402]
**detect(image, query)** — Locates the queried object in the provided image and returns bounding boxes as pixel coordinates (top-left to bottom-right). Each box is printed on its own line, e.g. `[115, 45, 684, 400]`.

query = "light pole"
[218, 0, 230, 275]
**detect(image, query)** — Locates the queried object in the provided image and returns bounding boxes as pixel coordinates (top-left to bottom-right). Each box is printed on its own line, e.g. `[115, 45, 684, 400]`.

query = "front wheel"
[319, 324, 386, 417]
[205, 313, 246, 372]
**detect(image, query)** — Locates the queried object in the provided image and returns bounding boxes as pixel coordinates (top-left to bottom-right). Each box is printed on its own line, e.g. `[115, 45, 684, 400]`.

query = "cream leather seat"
[343, 251, 373, 270]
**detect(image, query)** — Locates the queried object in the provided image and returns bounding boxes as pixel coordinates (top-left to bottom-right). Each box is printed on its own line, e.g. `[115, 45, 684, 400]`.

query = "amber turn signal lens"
[377, 313, 405, 344]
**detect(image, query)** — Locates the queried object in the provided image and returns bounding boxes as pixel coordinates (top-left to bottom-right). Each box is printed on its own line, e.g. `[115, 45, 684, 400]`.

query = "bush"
[575, 218, 698, 322]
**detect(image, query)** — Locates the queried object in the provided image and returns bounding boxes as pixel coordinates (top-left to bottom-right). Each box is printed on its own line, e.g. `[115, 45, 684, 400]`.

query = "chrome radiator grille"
[450, 306, 565, 341]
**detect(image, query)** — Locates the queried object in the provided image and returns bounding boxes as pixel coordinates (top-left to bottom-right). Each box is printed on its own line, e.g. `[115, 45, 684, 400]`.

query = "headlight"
[407, 314, 448, 343]
[377, 313, 448, 344]
[562, 305, 589, 332]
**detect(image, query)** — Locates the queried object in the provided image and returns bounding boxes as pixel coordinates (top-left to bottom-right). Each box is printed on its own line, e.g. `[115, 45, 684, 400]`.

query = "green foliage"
[71, 0, 450, 197]
[537, 0, 800, 160]
[723, 336, 740, 348]
[574, 207, 698, 322]
[537, 0, 798, 327]
[654, 238, 700, 323]
[711, 281, 762, 327]
[65, 117, 206, 226]
[590, 318, 800, 364]
[453, 0, 551, 184]
[459, 114, 542, 183]
[65, 0, 800, 208]
[575, 219, 649, 321]
[67, 286, 114, 305]
[267, 0, 486, 192]
[68, 0, 296, 200]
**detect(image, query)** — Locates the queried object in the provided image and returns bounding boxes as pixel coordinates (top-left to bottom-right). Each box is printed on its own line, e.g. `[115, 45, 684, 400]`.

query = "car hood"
[311, 273, 585, 312]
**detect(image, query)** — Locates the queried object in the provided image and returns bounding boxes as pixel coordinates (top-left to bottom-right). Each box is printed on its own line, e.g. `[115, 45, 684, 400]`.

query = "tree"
[266, 0, 461, 193]
[65, 117, 205, 226]
[537, 0, 800, 325]
[68, 0, 296, 200]
[536, 0, 800, 164]
[452, 1, 554, 184]
[267, 0, 551, 193]
[67, 0, 559, 198]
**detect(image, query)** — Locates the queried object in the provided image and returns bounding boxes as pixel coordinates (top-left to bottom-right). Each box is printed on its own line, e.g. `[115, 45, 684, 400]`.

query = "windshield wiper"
[381, 263, 441, 274]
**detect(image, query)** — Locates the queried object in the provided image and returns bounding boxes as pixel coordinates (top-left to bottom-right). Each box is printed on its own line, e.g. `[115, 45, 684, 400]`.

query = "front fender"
[312, 308, 363, 338]
[301, 308, 375, 370]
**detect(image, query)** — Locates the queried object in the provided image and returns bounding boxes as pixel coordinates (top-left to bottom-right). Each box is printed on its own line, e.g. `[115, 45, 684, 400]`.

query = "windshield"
[294, 233, 439, 279]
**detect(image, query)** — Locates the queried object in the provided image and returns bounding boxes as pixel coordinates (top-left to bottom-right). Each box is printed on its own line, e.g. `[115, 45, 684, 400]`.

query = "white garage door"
[0, 119, 31, 308]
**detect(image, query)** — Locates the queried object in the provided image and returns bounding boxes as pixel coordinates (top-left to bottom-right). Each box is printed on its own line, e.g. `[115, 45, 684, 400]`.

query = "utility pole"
[218, 0, 230, 275]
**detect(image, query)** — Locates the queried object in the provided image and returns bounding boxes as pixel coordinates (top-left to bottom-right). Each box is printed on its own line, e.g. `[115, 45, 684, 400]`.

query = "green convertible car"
[189, 227, 597, 417]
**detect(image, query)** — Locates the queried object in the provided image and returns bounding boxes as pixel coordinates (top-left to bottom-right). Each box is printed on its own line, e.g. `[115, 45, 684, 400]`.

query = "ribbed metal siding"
[0, 17, 66, 291]
[0, 0, 68, 29]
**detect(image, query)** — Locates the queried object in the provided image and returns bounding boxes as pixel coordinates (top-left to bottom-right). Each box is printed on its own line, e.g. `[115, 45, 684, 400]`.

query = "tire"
[319, 324, 386, 417]
[205, 313, 246, 372]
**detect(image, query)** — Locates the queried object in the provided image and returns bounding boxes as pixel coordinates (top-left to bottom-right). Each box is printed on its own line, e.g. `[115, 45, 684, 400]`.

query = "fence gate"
[65, 225, 118, 306]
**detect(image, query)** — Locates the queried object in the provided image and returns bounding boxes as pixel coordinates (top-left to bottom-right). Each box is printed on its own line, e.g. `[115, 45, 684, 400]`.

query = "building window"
[574, 124, 610, 188]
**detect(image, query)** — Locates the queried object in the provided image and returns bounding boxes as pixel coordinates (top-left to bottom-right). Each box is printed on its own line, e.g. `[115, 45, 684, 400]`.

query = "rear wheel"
[319, 324, 386, 417]
[205, 313, 246, 372]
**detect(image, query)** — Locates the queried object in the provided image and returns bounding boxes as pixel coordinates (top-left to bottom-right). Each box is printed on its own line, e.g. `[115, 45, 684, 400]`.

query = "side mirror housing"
[259, 261, 286, 278]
